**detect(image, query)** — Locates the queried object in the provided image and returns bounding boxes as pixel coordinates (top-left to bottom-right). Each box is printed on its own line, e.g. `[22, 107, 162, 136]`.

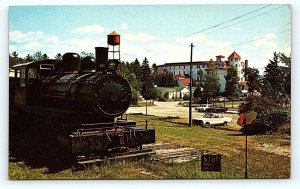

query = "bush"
[131, 89, 139, 105]
[239, 95, 291, 134]
[183, 93, 190, 100]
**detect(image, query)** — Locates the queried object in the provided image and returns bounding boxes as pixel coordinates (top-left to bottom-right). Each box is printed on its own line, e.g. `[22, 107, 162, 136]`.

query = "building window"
[184, 71, 185, 74]
[184, 66, 185, 69]
[173, 71, 175, 75]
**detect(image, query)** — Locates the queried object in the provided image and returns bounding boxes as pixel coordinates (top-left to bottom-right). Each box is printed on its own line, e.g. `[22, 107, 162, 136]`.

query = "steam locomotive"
[9, 33, 155, 166]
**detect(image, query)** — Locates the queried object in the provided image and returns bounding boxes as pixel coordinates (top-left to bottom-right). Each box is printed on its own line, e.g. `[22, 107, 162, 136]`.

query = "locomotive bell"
[107, 31, 120, 46]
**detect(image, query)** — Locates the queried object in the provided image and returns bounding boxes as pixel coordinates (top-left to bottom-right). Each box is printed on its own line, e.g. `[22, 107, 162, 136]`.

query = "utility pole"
[244, 59, 248, 179]
[189, 43, 194, 127]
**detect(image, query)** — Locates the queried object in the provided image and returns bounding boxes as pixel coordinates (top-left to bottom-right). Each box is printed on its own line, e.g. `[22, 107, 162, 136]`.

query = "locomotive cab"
[11, 60, 57, 106]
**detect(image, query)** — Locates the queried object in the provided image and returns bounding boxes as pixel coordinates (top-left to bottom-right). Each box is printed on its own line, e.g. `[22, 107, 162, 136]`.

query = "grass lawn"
[9, 115, 290, 179]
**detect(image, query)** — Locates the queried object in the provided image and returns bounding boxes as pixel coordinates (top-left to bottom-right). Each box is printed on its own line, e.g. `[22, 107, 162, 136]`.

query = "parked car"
[206, 106, 228, 113]
[215, 97, 229, 102]
[195, 104, 212, 112]
[192, 113, 232, 127]
[192, 98, 211, 104]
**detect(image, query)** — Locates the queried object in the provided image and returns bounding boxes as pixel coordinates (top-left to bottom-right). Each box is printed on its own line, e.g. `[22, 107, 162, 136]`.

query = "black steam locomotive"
[9, 36, 155, 166]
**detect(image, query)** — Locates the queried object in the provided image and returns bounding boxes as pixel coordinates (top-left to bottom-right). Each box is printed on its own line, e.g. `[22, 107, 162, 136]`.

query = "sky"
[9, 5, 291, 74]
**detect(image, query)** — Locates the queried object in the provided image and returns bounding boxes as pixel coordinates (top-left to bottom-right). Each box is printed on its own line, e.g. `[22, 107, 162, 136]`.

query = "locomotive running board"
[73, 149, 155, 171]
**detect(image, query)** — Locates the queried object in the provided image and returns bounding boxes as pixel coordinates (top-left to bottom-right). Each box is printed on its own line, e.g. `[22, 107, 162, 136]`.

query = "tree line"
[239, 52, 291, 134]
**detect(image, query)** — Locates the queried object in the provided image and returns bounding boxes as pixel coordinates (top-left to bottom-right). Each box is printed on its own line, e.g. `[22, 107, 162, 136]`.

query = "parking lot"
[126, 101, 239, 123]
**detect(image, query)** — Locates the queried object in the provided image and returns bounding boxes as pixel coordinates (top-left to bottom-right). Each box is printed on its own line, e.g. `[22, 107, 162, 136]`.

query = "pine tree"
[244, 67, 260, 93]
[140, 57, 157, 100]
[140, 57, 151, 83]
[25, 54, 33, 62]
[54, 53, 62, 60]
[130, 58, 141, 80]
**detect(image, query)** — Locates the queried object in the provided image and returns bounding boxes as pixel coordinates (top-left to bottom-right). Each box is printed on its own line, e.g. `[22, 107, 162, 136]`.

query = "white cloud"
[9, 45, 17, 52]
[253, 33, 277, 48]
[123, 33, 159, 42]
[120, 23, 129, 30]
[24, 42, 42, 51]
[9, 31, 25, 42]
[175, 33, 207, 43]
[72, 24, 106, 34]
[230, 27, 242, 31]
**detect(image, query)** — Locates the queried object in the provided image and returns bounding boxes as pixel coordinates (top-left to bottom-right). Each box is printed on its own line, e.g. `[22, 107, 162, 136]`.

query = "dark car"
[205, 106, 228, 113]
[192, 98, 212, 104]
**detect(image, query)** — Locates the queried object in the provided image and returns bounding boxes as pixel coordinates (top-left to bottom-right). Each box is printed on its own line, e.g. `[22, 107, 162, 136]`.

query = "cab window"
[28, 68, 37, 78]
[20, 69, 26, 87]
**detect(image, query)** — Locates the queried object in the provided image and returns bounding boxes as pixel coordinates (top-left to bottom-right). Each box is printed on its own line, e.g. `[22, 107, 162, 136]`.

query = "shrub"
[131, 89, 139, 105]
[239, 95, 291, 134]
[183, 94, 190, 100]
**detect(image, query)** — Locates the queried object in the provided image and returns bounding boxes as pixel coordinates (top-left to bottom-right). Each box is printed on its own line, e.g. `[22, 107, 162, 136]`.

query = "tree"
[80, 51, 94, 58]
[239, 52, 291, 134]
[129, 58, 141, 80]
[140, 57, 151, 84]
[203, 60, 220, 103]
[153, 71, 177, 87]
[263, 52, 290, 101]
[31, 51, 49, 61]
[193, 85, 202, 99]
[279, 52, 291, 96]
[25, 54, 33, 62]
[54, 53, 62, 60]
[9, 52, 19, 67]
[9, 51, 25, 67]
[140, 57, 158, 101]
[225, 66, 240, 107]
[117, 61, 140, 104]
[243, 67, 260, 94]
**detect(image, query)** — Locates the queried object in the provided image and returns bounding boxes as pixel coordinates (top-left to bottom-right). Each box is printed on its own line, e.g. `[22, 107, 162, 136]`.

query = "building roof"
[216, 55, 225, 58]
[228, 51, 241, 60]
[156, 61, 216, 67]
[180, 78, 190, 86]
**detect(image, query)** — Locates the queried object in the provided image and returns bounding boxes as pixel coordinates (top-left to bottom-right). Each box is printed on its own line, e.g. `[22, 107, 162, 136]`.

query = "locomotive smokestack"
[95, 47, 108, 71]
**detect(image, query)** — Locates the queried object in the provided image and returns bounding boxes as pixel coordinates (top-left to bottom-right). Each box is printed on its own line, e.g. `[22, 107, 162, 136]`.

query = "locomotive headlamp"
[107, 60, 120, 71]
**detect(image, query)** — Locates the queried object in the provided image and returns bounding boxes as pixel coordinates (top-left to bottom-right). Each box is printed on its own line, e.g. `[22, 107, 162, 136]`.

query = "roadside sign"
[201, 154, 221, 172]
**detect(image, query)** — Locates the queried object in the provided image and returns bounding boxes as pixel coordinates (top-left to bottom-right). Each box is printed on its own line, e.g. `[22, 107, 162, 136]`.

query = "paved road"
[127, 101, 239, 122]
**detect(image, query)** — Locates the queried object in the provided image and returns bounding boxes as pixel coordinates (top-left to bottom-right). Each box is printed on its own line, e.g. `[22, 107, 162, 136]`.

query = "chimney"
[245, 60, 248, 69]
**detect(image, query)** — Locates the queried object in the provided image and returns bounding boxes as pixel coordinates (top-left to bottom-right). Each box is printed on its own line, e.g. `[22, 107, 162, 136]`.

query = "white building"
[157, 51, 247, 93]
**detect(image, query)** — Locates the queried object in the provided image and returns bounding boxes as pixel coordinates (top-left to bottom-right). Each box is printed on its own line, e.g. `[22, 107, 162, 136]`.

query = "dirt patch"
[257, 143, 290, 157]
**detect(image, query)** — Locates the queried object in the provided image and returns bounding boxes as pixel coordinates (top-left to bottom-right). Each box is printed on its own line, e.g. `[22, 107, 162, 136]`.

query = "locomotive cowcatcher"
[9, 32, 155, 167]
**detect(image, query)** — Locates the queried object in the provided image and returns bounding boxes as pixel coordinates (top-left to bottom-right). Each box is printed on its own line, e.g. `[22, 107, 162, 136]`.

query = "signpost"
[201, 154, 222, 173]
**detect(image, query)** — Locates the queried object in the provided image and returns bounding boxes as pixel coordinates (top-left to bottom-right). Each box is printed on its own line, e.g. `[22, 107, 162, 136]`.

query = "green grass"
[9, 115, 290, 179]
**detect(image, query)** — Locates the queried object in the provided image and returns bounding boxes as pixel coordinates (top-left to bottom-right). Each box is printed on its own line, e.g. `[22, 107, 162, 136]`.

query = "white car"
[192, 113, 232, 127]
[195, 104, 212, 112]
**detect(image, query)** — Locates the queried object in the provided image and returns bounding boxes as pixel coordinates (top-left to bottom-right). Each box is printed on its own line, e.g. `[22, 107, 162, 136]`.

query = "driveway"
[127, 101, 239, 122]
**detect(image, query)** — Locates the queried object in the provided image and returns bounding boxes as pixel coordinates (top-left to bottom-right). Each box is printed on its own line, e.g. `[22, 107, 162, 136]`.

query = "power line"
[231, 29, 290, 47]
[183, 4, 272, 38]
[206, 4, 288, 35]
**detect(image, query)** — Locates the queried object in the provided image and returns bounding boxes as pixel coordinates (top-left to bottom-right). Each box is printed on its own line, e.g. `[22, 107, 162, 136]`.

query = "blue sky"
[9, 5, 291, 73]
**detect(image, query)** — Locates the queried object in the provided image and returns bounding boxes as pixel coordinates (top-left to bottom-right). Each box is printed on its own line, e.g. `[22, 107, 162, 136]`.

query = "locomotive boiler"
[9, 32, 155, 167]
